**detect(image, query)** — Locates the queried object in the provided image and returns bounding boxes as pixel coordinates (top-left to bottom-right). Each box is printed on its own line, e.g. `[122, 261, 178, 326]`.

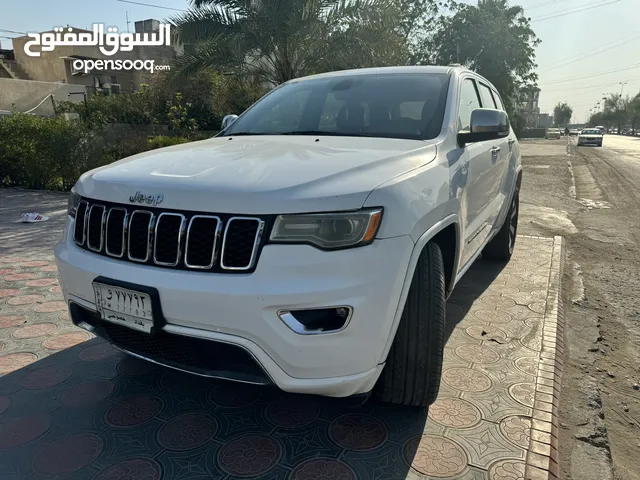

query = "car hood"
[78, 135, 437, 214]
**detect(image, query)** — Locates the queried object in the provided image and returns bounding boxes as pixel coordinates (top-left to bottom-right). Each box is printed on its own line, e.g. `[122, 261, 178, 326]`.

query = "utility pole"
[126, 11, 131, 33]
[619, 81, 627, 97]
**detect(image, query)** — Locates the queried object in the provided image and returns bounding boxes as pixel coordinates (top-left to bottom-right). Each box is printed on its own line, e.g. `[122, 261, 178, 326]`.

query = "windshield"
[582, 129, 600, 134]
[222, 73, 451, 141]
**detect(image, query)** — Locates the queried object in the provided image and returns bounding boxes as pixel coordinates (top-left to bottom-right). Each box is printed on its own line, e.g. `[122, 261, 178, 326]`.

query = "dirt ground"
[518, 135, 640, 480]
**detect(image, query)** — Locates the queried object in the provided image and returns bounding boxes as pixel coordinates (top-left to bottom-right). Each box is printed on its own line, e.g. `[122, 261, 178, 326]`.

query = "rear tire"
[483, 186, 519, 261]
[374, 242, 446, 407]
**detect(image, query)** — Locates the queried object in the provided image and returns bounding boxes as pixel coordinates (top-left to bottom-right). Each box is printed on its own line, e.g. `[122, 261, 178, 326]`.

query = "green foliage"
[170, 0, 413, 85]
[588, 91, 640, 133]
[0, 113, 103, 190]
[553, 102, 573, 127]
[423, 0, 539, 119]
[0, 114, 196, 191]
[56, 70, 264, 131]
[148, 136, 192, 149]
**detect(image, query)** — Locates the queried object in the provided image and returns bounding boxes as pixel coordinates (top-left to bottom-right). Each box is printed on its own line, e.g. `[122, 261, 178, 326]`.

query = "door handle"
[491, 146, 501, 154]
[508, 139, 516, 145]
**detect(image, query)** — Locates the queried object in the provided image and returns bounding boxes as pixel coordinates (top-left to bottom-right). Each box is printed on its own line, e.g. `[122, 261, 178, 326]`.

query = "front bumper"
[578, 137, 602, 145]
[55, 217, 415, 397]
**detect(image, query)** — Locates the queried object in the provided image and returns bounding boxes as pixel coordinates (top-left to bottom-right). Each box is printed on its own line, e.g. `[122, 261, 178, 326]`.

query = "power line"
[115, 0, 186, 12]
[526, 0, 574, 11]
[540, 63, 640, 86]
[540, 31, 640, 73]
[0, 28, 27, 35]
[531, 0, 622, 22]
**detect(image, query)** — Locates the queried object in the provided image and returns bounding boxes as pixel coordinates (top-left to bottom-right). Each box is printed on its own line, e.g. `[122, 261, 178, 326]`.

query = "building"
[7, 20, 175, 92]
[0, 19, 178, 113]
[518, 89, 540, 128]
[537, 113, 552, 128]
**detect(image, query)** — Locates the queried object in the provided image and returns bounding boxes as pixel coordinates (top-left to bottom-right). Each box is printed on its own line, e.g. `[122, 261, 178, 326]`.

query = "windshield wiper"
[280, 131, 367, 137]
[221, 132, 282, 137]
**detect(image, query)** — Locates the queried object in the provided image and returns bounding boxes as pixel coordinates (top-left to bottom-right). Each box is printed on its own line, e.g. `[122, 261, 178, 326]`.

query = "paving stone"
[0, 190, 564, 479]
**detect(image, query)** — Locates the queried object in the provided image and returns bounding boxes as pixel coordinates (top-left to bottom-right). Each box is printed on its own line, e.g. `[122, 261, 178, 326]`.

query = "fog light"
[278, 307, 352, 335]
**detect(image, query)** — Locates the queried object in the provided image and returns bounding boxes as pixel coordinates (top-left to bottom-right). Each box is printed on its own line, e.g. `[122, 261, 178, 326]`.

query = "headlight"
[269, 208, 383, 250]
[67, 187, 81, 218]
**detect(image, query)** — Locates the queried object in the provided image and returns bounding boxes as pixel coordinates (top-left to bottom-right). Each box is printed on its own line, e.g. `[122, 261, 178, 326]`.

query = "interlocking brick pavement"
[0, 188, 564, 480]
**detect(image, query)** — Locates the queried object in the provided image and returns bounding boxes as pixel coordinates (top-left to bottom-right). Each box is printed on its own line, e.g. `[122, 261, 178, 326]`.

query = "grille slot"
[73, 201, 89, 244]
[185, 215, 221, 269]
[105, 208, 127, 257]
[128, 211, 154, 262]
[154, 213, 185, 266]
[87, 205, 106, 252]
[73, 198, 268, 273]
[221, 217, 264, 270]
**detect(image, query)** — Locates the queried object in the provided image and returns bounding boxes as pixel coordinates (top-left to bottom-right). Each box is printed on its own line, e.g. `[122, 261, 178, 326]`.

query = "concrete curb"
[525, 235, 566, 480]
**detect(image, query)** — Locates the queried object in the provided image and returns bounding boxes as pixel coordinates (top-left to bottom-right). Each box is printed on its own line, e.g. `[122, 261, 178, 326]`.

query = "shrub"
[0, 113, 104, 190]
[55, 70, 267, 131]
[148, 136, 192, 150]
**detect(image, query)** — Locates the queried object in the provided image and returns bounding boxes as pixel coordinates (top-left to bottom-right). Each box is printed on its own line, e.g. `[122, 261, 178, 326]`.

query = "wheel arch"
[378, 214, 461, 363]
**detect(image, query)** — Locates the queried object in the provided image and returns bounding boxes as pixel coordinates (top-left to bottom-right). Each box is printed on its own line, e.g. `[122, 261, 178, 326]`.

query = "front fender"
[377, 213, 461, 363]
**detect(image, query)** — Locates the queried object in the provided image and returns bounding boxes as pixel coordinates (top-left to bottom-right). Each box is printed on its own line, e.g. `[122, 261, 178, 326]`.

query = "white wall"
[0, 78, 86, 115]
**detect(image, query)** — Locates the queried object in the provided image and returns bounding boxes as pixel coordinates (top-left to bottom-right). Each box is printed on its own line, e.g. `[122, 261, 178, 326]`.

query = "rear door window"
[478, 83, 498, 109]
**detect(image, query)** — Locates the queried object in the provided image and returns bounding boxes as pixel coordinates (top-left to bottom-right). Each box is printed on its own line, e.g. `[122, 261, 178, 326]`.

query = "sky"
[2, 0, 639, 123]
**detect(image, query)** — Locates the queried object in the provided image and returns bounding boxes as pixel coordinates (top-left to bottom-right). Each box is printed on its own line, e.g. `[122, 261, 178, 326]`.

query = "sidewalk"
[0, 189, 565, 480]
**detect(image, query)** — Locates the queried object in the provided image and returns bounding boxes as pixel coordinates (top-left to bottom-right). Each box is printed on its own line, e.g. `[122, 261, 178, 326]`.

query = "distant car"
[577, 129, 603, 147]
[595, 126, 605, 135]
[546, 128, 561, 139]
[569, 129, 580, 136]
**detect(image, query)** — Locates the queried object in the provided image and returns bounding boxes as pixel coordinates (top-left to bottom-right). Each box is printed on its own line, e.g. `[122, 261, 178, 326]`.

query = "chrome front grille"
[73, 199, 267, 272]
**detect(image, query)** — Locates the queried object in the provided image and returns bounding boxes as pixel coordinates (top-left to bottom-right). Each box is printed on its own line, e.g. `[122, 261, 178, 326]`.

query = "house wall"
[12, 30, 176, 88]
[0, 78, 86, 114]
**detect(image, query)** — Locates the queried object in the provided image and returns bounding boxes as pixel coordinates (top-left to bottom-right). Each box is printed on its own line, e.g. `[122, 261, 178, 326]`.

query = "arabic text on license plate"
[93, 283, 154, 333]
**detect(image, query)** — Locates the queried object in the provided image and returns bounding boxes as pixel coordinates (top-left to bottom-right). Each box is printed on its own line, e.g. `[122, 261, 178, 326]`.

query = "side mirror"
[458, 108, 510, 147]
[221, 114, 238, 130]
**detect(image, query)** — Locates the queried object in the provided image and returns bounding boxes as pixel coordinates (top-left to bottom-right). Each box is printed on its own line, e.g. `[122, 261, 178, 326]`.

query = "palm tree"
[170, 0, 409, 86]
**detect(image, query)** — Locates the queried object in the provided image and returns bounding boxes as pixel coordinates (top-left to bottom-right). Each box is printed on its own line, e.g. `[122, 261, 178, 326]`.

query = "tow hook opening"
[278, 307, 353, 334]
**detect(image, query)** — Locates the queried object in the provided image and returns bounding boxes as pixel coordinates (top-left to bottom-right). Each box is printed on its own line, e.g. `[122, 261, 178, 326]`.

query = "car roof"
[288, 65, 457, 83]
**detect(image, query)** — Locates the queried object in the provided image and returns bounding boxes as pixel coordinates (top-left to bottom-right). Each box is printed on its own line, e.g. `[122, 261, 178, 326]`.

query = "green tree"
[423, 0, 540, 118]
[170, 0, 411, 85]
[629, 93, 640, 135]
[553, 102, 573, 127]
[601, 93, 630, 133]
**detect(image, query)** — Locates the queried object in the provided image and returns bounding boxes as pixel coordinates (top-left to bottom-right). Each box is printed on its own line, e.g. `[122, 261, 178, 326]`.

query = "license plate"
[93, 282, 154, 333]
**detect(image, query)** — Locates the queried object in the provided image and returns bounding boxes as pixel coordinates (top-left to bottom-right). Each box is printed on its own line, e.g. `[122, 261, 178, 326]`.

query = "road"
[519, 135, 640, 480]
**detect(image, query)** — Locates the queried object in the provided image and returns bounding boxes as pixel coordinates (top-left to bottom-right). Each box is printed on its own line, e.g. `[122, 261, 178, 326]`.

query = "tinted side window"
[478, 83, 497, 109]
[492, 90, 505, 111]
[458, 79, 481, 131]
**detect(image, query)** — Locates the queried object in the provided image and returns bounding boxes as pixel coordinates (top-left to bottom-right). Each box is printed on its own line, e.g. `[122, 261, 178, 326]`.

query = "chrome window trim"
[73, 200, 89, 246]
[153, 212, 186, 267]
[105, 207, 128, 258]
[127, 210, 154, 263]
[220, 217, 265, 271]
[184, 215, 222, 270]
[86, 205, 106, 252]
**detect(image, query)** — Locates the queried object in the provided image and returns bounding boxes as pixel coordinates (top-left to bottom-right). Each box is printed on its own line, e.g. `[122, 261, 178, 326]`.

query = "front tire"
[483, 186, 519, 261]
[374, 242, 446, 407]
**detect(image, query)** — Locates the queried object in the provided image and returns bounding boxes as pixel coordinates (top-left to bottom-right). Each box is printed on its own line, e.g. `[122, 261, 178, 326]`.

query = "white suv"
[55, 66, 522, 407]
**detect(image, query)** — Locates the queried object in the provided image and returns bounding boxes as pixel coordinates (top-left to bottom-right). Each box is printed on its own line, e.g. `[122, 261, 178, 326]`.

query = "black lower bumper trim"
[69, 302, 272, 385]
